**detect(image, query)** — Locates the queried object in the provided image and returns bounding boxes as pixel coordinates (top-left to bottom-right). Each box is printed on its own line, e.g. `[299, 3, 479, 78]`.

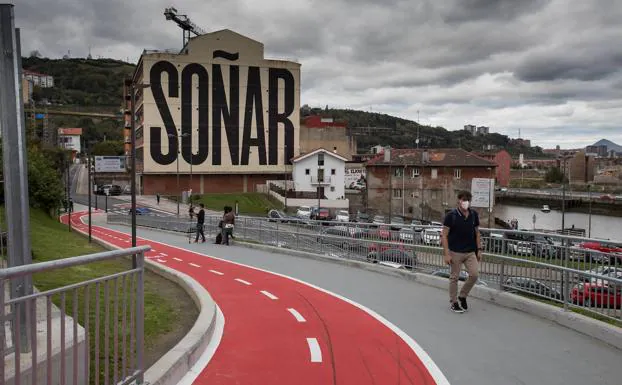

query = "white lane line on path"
[78, 218, 450, 385]
[209, 270, 224, 276]
[306, 338, 322, 363]
[234, 278, 252, 286]
[260, 291, 278, 300]
[173, 257, 183, 262]
[287, 308, 306, 323]
[160, 253, 168, 256]
[157, 259, 167, 263]
[189, 263, 202, 268]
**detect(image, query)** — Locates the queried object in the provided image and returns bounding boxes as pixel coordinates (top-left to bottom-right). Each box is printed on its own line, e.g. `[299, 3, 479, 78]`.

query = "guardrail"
[107, 214, 622, 323]
[1, 246, 150, 384]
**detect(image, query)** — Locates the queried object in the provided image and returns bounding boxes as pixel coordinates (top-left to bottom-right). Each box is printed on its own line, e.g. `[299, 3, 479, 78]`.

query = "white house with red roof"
[58, 128, 82, 156]
[23, 69, 54, 88]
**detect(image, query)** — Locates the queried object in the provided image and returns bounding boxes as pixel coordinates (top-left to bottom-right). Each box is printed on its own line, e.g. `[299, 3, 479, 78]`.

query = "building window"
[331, 169, 336, 175]
[333, 146, 337, 151]
[454, 169, 462, 179]
[305, 169, 310, 175]
[330, 186, 335, 192]
[411, 168, 420, 178]
[318, 153, 324, 166]
[431, 168, 438, 179]
[394, 167, 404, 177]
[393, 188, 403, 198]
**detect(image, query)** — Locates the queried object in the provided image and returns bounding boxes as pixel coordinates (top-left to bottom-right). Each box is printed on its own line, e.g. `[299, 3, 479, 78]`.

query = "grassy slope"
[196, 192, 282, 214]
[5, 208, 193, 382]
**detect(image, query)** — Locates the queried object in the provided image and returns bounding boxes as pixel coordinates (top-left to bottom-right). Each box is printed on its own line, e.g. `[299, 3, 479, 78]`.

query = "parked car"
[355, 211, 371, 223]
[390, 217, 405, 231]
[571, 283, 621, 308]
[508, 241, 533, 256]
[317, 226, 364, 250]
[311, 207, 331, 221]
[399, 227, 418, 243]
[128, 207, 150, 215]
[372, 215, 386, 225]
[573, 241, 622, 264]
[578, 266, 622, 283]
[431, 268, 488, 286]
[410, 219, 424, 232]
[422, 228, 442, 246]
[367, 248, 416, 269]
[267, 209, 296, 223]
[296, 206, 312, 219]
[504, 277, 563, 301]
[335, 210, 351, 222]
[97, 184, 122, 196]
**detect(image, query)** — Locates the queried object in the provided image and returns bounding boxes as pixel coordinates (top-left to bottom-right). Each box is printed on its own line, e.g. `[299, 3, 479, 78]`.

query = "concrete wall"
[267, 189, 349, 209]
[299, 125, 357, 160]
[141, 173, 287, 195]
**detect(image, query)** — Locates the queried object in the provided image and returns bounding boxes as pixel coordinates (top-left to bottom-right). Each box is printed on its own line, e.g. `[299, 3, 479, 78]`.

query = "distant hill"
[306, 107, 549, 158]
[592, 139, 622, 153]
[22, 56, 135, 106]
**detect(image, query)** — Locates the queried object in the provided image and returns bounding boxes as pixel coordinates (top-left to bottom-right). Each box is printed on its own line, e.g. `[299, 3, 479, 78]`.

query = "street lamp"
[127, 80, 151, 249]
[587, 184, 592, 238]
[167, 132, 190, 216]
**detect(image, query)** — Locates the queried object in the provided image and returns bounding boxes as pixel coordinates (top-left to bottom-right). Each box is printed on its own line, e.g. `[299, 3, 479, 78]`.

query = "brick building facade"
[475, 149, 511, 187]
[365, 148, 496, 225]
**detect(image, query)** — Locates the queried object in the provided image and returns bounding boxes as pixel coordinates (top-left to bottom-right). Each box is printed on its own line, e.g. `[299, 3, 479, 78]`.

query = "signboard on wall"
[471, 178, 494, 208]
[94, 156, 126, 173]
[345, 168, 366, 188]
[141, 30, 301, 174]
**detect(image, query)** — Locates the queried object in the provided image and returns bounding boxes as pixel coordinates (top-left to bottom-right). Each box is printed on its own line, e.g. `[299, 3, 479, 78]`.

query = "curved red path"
[61, 211, 449, 385]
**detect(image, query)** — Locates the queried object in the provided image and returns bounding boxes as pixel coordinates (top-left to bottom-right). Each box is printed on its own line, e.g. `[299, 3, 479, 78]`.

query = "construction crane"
[164, 7, 206, 48]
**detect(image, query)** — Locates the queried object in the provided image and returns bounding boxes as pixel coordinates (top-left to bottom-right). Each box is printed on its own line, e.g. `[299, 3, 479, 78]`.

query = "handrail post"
[136, 250, 146, 383]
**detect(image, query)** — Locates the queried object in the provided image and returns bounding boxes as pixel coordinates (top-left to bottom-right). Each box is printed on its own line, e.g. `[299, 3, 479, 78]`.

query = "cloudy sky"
[14, 0, 622, 149]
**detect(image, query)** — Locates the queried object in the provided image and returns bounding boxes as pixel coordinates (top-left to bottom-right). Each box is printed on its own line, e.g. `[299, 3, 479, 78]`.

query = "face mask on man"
[460, 200, 470, 210]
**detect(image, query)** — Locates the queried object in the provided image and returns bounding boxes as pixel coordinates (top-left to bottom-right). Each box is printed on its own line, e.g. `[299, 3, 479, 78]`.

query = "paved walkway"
[66, 209, 622, 385]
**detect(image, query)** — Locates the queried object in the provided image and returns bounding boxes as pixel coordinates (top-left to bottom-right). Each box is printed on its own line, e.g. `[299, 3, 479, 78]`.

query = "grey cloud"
[515, 50, 622, 82]
[439, 0, 551, 23]
[12, 0, 622, 148]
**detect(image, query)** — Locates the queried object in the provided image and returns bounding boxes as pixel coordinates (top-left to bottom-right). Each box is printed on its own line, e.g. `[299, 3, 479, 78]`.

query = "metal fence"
[108, 214, 622, 323]
[1, 246, 150, 385]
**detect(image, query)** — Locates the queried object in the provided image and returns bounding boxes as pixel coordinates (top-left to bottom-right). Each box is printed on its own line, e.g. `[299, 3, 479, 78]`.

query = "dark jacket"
[223, 211, 235, 225]
[196, 209, 205, 224]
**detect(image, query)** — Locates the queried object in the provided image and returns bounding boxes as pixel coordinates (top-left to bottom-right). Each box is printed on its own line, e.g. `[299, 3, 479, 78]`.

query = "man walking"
[194, 203, 206, 243]
[441, 191, 482, 313]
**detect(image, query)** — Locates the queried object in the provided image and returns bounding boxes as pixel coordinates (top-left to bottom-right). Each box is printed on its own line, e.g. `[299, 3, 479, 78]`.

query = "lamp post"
[128, 81, 151, 248]
[167, 132, 190, 217]
[88, 153, 92, 242]
[487, 167, 493, 228]
[402, 165, 406, 218]
[587, 184, 592, 238]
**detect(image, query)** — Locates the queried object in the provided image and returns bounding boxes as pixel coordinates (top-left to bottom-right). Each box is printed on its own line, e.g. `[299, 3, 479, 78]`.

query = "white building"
[58, 128, 82, 154]
[23, 70, 55, 88]
[292, 148, 347, 200]
[371, 144, 386, 154]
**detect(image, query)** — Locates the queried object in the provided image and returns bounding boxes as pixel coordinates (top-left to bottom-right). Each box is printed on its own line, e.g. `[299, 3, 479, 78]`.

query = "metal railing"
[1, 246, 150, 385]
[107, 214, 622, 323]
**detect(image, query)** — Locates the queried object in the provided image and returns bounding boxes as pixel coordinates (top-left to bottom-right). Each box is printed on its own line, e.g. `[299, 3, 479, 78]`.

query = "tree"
[29, 50, 42, 58]
[545, 167, 567, 183]
[91, 140, 124, 156]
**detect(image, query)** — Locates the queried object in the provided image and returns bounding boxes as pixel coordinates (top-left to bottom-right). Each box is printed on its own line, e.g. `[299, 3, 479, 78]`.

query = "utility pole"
[588, 184, 592, 238]
[1, 7, 32, 351]
[88, 154, 92, 242]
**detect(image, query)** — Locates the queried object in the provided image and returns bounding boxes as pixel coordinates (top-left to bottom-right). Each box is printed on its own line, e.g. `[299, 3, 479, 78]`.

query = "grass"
[2, 208, 194, 383]
[194, 192, 282, 215]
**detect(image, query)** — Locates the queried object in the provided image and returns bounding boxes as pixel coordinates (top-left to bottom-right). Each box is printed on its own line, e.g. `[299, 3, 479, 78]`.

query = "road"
[68, 164, 173, 217]
[503, 188, 620, 200]
[65, 209, 622, 385]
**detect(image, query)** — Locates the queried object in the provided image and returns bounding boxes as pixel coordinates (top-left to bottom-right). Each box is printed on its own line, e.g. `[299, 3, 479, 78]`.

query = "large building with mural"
[130, 29, 301, 194]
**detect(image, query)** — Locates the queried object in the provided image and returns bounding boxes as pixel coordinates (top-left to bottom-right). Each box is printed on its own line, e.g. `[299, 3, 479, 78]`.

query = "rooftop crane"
[164, 7, 206, 48]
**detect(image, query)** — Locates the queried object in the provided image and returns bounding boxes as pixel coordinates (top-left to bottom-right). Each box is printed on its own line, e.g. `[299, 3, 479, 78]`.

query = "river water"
[495, 204, 622, 242]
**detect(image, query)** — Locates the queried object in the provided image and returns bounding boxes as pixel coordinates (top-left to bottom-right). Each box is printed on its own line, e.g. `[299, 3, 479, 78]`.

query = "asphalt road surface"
[67, 210, 622, 385]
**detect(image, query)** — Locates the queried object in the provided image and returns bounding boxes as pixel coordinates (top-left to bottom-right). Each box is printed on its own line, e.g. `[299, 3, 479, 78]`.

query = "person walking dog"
[442, 191, 482, 313]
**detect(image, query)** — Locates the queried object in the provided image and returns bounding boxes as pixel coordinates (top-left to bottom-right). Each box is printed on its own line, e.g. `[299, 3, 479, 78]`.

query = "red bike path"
[61, 211, 449, 385]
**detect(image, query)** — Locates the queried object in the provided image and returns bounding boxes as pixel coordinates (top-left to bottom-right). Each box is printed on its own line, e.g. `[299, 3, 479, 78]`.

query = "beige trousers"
[449, 251, 479, 303]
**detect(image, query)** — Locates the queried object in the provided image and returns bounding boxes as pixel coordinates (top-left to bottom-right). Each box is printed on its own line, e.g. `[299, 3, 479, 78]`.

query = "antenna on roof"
[164, 7, 206, 48]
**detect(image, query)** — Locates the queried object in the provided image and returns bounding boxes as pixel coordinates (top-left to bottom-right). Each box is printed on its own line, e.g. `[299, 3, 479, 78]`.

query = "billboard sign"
[345, 168, 366, 188]
[95, 156, 126, 173]
[471, 178, 494, 209]
[141, 30, 301, 174]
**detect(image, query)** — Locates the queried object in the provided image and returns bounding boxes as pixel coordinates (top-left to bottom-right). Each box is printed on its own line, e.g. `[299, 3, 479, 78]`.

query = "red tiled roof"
[366, 148, 496, 167]
[58, 128, 83, 136]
